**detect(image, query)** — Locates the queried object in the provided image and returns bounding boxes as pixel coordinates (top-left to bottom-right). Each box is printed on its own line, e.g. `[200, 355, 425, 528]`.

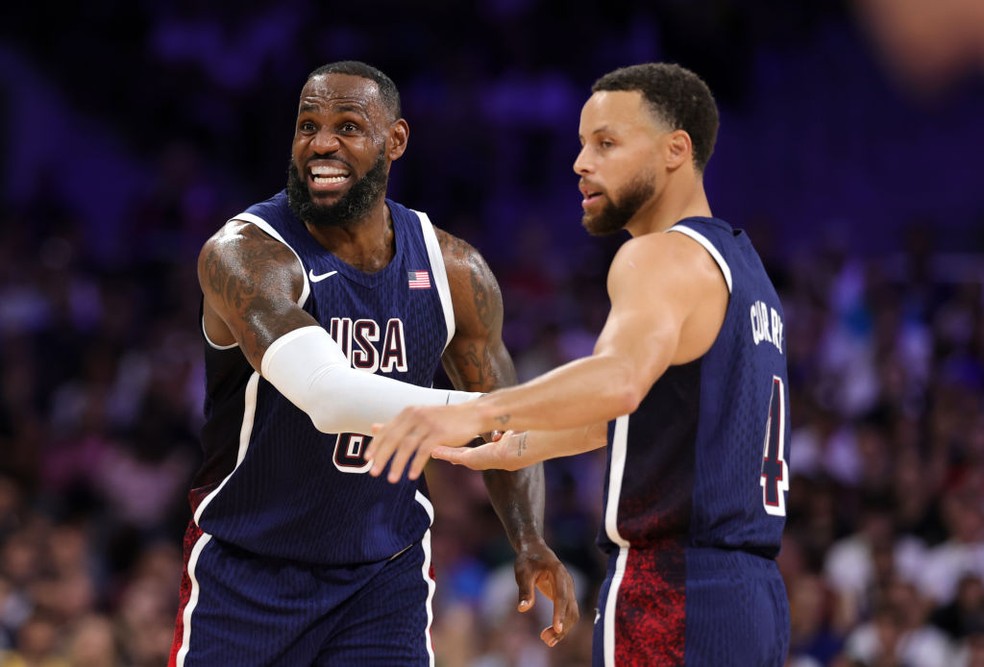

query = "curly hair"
[592, 63, 719, 172]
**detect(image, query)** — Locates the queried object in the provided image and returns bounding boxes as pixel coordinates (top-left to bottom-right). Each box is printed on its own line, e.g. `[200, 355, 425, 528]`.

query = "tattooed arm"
[199, 220, 314, 363]
[432, 229, 578, 647]
[198, 220, 481, 435]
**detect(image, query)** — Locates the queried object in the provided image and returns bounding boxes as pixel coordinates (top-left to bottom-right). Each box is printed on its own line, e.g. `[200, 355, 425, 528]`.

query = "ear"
[665, 129, 692, 170]
[388, 119, 409, 161]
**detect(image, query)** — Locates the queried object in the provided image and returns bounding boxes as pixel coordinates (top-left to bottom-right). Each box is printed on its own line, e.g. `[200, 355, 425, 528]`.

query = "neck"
[306, 200, 395, 272]
[625, 175, 711, 237]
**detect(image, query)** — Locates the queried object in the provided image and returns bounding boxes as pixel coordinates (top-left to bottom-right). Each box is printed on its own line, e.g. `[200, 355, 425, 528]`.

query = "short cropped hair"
[592, 63, 719, 172]
[308, 61, 402, 120]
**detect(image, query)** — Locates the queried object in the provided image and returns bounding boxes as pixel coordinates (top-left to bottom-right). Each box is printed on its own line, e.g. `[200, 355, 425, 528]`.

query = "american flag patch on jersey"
[408, 270, 432, 289]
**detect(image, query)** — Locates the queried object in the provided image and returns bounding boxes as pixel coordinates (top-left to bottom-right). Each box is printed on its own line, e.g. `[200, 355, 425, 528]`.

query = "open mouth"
[581, 191, 604, 208]
[309, 164, 351, 190]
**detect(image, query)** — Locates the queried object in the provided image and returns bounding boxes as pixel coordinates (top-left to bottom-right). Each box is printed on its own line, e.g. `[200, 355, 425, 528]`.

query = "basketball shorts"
[592, 547, 790, 666]
[169, 523, 435, 666]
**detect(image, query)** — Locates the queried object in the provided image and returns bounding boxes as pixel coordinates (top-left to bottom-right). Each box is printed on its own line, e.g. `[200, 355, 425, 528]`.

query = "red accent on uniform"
[168, 520, 204, 667]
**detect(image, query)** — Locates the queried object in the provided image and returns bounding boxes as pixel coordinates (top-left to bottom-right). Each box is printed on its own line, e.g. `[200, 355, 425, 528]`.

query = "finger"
[432, 446, 483, 469]
[551, 572, 579, 637]
[364, 425, 385, 462]
[385, 435, 419, 484]
[368, 432, 399, 477]
[514, 568, 536, 614]
[367, 421, 413, 477]
[550, 598, 568, 640]
[539, 625, 561, 648]
[407, 446, 432, 481]
[430, 446, 461, 463]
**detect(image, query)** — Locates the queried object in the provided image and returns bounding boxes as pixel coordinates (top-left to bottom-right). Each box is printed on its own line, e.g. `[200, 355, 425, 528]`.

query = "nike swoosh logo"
[308, 269, 338, 282]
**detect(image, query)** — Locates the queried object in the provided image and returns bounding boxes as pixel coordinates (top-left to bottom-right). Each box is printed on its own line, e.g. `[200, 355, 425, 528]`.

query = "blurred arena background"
[1, 1, 983, 665]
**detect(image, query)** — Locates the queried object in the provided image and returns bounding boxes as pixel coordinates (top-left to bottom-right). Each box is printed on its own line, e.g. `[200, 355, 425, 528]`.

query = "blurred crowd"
[2, 1, 984, 666]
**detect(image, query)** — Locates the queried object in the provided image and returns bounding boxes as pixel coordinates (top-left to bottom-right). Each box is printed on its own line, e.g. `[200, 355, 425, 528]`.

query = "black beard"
[582, 173, 656, 237]
[286, 152, 388, 229]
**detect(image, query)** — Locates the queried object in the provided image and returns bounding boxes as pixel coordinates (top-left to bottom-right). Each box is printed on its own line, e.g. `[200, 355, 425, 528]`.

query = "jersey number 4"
[760, 376, 789, 516]
[334, 433, 373, 474]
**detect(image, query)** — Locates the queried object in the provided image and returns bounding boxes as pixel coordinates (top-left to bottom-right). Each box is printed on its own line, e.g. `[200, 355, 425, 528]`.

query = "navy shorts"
[592, 547, 789, 666]
[170, 523, 435, 666]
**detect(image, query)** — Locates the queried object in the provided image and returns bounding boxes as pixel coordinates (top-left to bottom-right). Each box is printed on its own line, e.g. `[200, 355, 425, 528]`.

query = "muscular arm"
[433, 228, 578, 644]
[367, 231, 728, 473]
[434, 229, 536, 547]
[199, 220, 314, 361]
[468, 232, 727, 432]
[199, 220, 480, 435]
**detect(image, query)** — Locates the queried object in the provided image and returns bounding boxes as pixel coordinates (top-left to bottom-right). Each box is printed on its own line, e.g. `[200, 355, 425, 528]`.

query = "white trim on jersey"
[605, 416, 631, 546]
[201, 321, 238, 350]
[667, 225, 733, 294]
[413, 210, 456, 351]
[193, 371, 261, 525]
[416, 490, 437, 666]
[605, 546, 629, 667]
[175, 531, 213, 667]
[603, 414, 631, 666]
[200, 212, 313, 351]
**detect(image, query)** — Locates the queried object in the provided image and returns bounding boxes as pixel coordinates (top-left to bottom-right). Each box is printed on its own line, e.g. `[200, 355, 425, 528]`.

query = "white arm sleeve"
[260, 326, 481, 435]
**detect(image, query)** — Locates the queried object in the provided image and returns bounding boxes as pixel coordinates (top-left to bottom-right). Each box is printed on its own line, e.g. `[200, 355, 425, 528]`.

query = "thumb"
[516, 574, 536, 613]
[431, 446, 459, 462]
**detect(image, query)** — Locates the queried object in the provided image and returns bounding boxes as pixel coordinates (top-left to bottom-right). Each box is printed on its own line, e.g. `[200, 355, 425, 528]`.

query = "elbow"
[610, 384, 644, 416]
[308, 405, 348, 435]
[603, 365, 646, 416]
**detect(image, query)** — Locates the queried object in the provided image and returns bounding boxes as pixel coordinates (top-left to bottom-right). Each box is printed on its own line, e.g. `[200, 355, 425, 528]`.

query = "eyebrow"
[298, 101, 370, 116]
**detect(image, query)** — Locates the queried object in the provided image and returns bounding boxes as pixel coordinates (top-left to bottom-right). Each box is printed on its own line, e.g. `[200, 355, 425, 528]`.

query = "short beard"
[286, 152, 389, 229]
[582, 172, 656, 237]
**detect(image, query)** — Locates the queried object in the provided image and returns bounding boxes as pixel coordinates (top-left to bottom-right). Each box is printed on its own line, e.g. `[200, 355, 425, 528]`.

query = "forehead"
[298, 73, 383, 115]
[578, 90, 661, 135]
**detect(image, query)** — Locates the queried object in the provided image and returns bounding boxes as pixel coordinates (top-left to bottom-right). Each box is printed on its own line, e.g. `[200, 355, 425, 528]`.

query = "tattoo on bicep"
[469, 260, 495, 329]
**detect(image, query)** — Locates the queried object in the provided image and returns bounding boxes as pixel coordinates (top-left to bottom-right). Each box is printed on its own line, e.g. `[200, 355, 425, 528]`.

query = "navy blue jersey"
[593, 217, 791, 665]
[598, 217, 789, 558]
[191, 190, 454, 565]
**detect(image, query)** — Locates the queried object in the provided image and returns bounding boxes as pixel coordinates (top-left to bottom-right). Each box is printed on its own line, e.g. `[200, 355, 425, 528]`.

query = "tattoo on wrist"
[495, 414, 511, 426]
[516, 432, 528, 457]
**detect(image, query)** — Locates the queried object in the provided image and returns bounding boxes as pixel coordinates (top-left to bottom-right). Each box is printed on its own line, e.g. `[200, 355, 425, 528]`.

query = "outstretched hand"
[367, 403, 483, 483]
[514, 542, 580, 647]
[432, 430, 529, 471]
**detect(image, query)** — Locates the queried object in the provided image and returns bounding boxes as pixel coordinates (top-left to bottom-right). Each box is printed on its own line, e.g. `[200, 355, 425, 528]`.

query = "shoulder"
[608, 230, 725, 305]
[610, 230, 706, 279]
[198, 218, 299, 282]
[434, 227, 499, 290]
[432, 226, 504, 328]
[200, 218, 283, 259]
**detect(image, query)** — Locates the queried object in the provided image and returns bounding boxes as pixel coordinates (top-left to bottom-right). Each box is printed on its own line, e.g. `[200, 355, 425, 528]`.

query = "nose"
[573, 146, 591, 175]
[311, 128, 341, 154]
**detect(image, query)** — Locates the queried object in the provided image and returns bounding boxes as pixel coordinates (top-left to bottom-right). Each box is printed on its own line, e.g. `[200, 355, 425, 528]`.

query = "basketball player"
[367, 63, 791, 666]
[168, 61, 577, 666]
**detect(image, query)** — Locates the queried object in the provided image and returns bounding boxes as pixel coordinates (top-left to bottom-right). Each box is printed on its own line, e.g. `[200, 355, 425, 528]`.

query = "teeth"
[310, 166, 348, 177]
[313, 175, 347, 184]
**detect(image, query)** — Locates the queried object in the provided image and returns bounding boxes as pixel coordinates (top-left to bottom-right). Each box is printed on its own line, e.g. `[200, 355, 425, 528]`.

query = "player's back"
[599, 216, 789, 558]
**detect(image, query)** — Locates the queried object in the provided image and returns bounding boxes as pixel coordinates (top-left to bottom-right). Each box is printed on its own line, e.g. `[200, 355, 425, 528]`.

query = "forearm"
[262, 326, 480, 435]
[483, 467, 546, 552]
[473, 355, 641, 435]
